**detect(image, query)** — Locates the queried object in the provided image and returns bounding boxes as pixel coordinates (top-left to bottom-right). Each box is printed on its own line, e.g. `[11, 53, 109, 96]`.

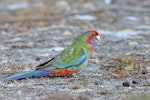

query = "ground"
[0, 0, 150, 100]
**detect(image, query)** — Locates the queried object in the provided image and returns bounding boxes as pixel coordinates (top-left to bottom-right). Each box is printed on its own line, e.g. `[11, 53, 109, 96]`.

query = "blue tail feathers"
[2, 70, 50, 81]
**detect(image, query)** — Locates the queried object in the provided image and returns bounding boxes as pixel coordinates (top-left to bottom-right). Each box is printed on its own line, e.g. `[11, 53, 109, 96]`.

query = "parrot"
[2, 30, 100, 81]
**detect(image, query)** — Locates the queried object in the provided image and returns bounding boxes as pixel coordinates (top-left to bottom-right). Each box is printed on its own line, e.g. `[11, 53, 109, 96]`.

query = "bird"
[2, 30, 100, 81]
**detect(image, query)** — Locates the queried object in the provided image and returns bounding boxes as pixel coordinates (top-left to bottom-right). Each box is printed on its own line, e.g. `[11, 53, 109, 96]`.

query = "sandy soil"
[0, 0, 150, 100]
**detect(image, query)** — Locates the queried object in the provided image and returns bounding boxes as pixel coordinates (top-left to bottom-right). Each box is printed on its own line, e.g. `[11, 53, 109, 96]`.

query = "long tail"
[2, 68, 76, 81]
[2, 70, 50, 81]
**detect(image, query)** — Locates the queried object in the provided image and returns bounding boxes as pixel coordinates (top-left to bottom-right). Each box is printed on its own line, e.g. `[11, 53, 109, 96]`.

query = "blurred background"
[0, 0, 150, 100]
[0, 0, 149, 32]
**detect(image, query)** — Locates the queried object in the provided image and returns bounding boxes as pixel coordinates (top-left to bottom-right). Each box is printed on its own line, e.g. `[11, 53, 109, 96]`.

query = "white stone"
[70, 15, 97, 21]
[128, 42, 138, 46]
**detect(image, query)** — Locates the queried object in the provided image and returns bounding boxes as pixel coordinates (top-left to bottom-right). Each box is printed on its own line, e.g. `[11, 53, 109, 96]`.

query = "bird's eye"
[91, 34, 95, 36]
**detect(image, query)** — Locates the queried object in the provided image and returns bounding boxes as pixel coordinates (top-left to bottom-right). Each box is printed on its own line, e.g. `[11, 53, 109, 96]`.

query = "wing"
[36, 43, 87, 70]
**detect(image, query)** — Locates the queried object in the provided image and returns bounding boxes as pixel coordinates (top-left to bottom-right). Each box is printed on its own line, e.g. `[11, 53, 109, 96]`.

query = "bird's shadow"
[14, 74, 74, 81]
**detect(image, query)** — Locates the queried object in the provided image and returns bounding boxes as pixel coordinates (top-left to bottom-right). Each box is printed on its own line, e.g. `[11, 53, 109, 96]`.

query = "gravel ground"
[0, 0, 150, 100]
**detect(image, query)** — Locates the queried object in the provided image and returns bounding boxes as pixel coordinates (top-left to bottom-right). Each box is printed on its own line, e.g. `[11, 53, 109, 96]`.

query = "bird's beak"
[95, 35, 100, 42]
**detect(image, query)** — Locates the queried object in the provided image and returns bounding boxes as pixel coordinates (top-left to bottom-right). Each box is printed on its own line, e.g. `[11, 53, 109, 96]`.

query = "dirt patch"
[0, 0, 150, 100]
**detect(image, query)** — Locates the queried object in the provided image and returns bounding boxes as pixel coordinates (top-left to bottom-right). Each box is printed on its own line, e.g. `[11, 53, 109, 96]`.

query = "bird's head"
[77, 30, 100, 58]
[77, 30, 100, 45]
[85, 30, 100, 45]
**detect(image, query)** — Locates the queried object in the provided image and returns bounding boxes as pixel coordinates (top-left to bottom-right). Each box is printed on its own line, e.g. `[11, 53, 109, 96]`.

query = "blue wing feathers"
[68, 54, 87, 67]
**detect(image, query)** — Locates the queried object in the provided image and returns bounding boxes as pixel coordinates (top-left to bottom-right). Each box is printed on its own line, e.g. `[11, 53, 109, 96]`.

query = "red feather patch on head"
[89, 30, 98, 36]
[86, 36, 93, 44]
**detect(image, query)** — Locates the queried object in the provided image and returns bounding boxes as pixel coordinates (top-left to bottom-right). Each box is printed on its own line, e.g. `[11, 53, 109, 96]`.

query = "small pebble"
[83, 2, 95, 9]
[128, 41, 138, 47]
[132, 79, 140, 84]
[49, 47, 64, 52]
[35, 57, 41, 61]
[94, 79, 103, 85]
[146, 66, 150, 72]
[70, 15, 97, 21]
[40, 53, 49, 57]
[72, 86, 80, 90]
[12, 37, 22, 42]
[123, 81, 130, 87]
[105, 0, 112, 4]
[63, 31, 71, 35]
[142, 68, 148, 74]
[55, 1, 70, 10]
[18, 91, 22, 96]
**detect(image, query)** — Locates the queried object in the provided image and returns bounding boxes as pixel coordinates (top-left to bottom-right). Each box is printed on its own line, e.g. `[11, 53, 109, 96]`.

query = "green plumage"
[2, 30, 99, 81]
[36, 31, 92, 72]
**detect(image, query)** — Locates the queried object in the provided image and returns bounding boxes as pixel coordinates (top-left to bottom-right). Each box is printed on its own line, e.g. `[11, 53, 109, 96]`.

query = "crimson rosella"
[2, 30, 100, 81]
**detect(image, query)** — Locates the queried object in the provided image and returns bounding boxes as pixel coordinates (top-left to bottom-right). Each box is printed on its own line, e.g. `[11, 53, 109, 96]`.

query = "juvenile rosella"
[2, 30, 100, 81]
